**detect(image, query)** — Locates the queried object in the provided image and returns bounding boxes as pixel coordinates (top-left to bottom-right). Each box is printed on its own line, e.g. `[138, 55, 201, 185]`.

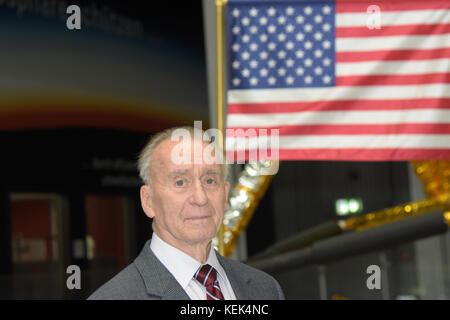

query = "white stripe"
[228, 84, 450, 104]
[337, 58, 449, 76]
[336, 33, 450, 52]
[206, 291, 221, 300]
[336, 9, 450, 27]
[226, 135, 450, 149]
[227, 109, 450, 127]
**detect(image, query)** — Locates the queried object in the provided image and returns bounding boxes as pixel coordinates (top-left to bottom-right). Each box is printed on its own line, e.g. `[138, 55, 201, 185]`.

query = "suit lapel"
[216, 252, 252, 299]
[134, 240, 190, 300]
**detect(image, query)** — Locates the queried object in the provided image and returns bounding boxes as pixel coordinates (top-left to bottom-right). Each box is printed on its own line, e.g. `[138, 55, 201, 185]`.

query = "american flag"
[225, 0, 450, 161]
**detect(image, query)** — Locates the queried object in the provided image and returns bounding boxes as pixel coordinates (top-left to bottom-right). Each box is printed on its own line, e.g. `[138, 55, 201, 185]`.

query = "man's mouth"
[186, 216, 211, 221]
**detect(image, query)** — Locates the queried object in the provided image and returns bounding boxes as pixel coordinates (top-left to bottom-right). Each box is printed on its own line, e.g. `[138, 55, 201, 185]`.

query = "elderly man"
[88, 126, 284, 300]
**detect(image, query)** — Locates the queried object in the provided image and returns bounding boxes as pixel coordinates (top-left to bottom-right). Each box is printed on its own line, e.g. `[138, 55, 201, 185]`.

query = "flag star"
[277, 33, 286, 42]
[268, 42, 276, 50]
[286, 76, 294, 84]
[242, 68, 250, 77]
[314, 67, 323, 75]
[304, 41, 313, 49]
[242, 17, 250, 26]
[304, 24, 313, 32]
[323, 5, 332, 15]
[323, 58, 331, 66]
[259, 51, 268, 59]
[232, 8, 240, 18]
[286, 6, 295, 16]
[250, 77, 258, 85]
[250, 43, 258, 51]
[314, 15, 323, 23]
[260, 68, 268, 77]
[285, 24, 295, 33]
[277, 16, 286, 25]
[232, 26, 240, 35]
[268, 59, 276, 68]
[285, 41, 294, 50]
[232, 61, 240, 69]
[314, 32, 323, 40]
[286, 58, 294, 67]
[323, 40, 331, 49]
[232, 78, 241, 86]
[304, 6, 313, 15]
[250, 26, 258, 34]
[268, 76, 276, 85]
[242, 51, 250, 60]
[277, 68, 286, 76]
[260, 34, 268, 42]
[323, 23, 331, 32]
[305, 76, 313, 83]
[250, 60, 258, 68]
[296, 32, 304, 41]
[295, 50, 304, 58]
[277, 50, 286, 59]
[242, 34, 250, 43]
[323, 75, 332, 83]
[259, 16, 268, 25]
[267, 7, 276, 16]
[296, 15, 304, 24]
[304, 58, 313, 66]
[296, 67, 304, 75]
[268, 25, 277, 34]
[314, 49, 323, 58]
[249, 8, 258, 17]
[232, 43, 240, 52]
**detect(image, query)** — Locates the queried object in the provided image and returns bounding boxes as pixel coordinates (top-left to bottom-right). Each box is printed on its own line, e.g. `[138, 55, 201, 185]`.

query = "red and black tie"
[194, 264, 225, 300]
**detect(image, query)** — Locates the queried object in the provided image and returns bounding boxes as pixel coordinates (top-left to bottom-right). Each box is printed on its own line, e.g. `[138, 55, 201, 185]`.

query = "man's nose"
[190, 180, 208, 206]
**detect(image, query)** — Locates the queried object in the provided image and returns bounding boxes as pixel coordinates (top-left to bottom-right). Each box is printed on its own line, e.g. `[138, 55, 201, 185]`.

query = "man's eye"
[175, 180, 185, 187]
[206, 178, 215, 185]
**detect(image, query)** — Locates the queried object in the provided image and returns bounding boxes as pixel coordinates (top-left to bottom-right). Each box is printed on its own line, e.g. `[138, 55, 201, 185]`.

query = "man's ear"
[140, 185, 155, 219]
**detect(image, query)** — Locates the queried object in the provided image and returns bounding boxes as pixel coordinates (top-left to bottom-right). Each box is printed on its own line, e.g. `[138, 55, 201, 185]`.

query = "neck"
[153, 230, 212, 264]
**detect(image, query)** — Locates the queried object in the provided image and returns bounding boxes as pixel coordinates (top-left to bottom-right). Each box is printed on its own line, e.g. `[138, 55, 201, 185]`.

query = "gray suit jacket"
[88, 240, 284, 300]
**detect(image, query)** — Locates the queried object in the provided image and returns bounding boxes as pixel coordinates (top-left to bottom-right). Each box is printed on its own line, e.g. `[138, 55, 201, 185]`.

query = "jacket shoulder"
[87, 262, 148, 300]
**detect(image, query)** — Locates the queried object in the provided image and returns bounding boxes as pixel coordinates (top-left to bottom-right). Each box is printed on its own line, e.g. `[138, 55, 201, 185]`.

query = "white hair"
[137, 126, 228, 185]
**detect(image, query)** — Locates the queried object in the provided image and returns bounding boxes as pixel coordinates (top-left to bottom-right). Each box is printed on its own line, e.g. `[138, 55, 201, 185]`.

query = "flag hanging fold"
[226, 0, 450, 161]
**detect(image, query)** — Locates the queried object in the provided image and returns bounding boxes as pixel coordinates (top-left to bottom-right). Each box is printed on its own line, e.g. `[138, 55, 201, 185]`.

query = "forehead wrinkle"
[169, 169, 191, 177]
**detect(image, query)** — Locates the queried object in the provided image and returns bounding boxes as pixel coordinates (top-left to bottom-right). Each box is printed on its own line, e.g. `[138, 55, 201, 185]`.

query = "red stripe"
[336, 23, 450, 38]
[226, 124, 450, 136]
[225, 148, 450, 161]
[278, 148, 450, 161]
[336, 48, 450, 62]
[228, 98, 450, 114]
[336, 73, 450, 86]
[336, 0, 450, 13]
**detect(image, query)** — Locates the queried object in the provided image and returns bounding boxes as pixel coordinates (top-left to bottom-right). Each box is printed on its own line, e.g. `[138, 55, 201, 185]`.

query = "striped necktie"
[194, 264, 225, 300]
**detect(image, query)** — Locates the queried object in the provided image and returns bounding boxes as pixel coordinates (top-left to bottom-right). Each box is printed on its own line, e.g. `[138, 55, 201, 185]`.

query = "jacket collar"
[134, 239, 253, 299]
[134, 240, 190, 300]
[216, 252, 252, 300]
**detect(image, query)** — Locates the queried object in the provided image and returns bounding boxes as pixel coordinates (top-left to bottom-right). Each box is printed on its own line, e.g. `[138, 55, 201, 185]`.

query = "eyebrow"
[205, 169, 220, 175]
[168, 169, 221, 177]
[168, 170, 190, 177]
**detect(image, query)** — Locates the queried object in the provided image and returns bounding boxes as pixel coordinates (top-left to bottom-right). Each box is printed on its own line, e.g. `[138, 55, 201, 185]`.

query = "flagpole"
[215, 0, 227, 256]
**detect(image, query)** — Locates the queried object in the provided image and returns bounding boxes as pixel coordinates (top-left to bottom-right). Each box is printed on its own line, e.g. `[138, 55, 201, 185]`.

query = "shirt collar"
[150, 233, 224, 289]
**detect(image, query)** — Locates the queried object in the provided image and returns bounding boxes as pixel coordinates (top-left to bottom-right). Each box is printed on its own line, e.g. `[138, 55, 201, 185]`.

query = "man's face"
[140, 138, 230, 247]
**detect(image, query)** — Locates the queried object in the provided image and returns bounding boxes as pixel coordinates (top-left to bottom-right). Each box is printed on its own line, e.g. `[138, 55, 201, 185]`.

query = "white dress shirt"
[149, 232, 237, 300]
